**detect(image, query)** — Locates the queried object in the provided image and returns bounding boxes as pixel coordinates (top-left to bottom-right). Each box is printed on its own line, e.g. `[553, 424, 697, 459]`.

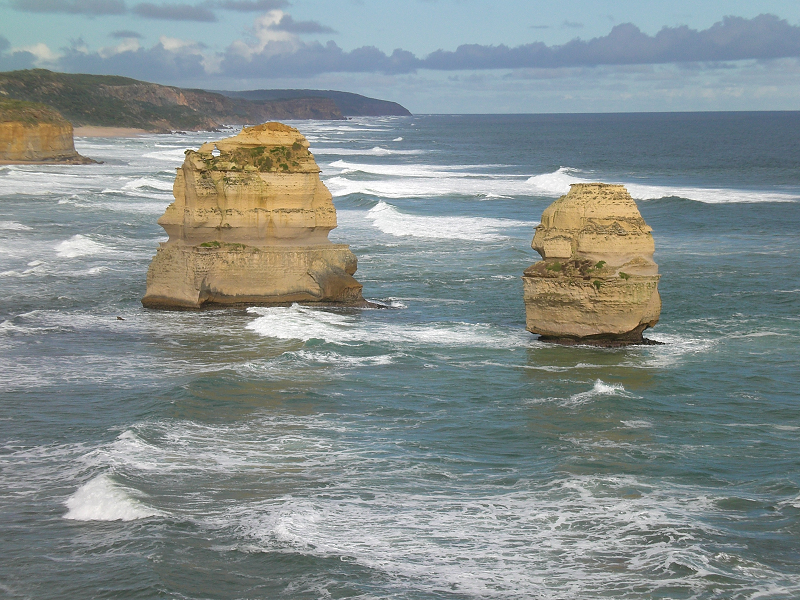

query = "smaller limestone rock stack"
[0, 99, 94, 164]
[522, 183, 661, 345]
[142, 122, 365, 309]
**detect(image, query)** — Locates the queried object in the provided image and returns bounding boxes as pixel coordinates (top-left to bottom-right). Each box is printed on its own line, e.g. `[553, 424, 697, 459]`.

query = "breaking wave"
[365, 200, 534, 241]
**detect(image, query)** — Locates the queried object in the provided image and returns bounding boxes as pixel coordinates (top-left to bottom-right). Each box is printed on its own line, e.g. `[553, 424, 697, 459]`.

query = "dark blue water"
[1, 113, 799, 599]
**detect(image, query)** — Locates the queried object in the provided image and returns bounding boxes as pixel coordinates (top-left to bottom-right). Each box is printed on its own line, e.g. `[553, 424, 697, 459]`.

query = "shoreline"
[73, 126, 149, 138]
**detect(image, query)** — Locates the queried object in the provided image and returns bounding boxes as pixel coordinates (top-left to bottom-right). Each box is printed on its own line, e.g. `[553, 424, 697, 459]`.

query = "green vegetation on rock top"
[0, 97, 68, 125]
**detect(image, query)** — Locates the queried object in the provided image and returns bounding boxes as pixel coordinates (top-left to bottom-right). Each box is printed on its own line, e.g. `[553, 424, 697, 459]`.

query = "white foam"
[227, 473, 782, 599]
[142, 148, 189, 162]
[246, 304, 531, 349]
[365, 200, 534, 242]
[0, 221, 32, 231]
[526, 167, 799, 203]
[636, 333, 717, 368]
[105, 177, 174, 195]
[323, 160, 533, 199]
[526, 166, 588, 195]
[393, 137, 403, 142]
[291, 350, 394, 366]
[311, 146, 424, 156]
[565, 380, 632, 406]
[621, 419, 653, 428]
[54, 234, 109, 258]
[64, 474, 159, 521]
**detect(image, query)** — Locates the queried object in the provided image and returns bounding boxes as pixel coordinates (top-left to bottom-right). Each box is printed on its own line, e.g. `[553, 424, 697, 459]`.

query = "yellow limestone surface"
[0, 121, 92, 163]
[522, 183, 661, 343]
[142, 122, 364, 308]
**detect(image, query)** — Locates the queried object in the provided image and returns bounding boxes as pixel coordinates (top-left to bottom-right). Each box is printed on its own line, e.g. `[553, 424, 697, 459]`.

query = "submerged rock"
[142, 122, 365, 309]
[0, 99, 95, 164]
[522, 183, 661, 346]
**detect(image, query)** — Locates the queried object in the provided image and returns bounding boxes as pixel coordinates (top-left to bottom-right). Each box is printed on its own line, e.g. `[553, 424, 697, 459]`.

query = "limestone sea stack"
[522, 183, 661, 345]
[142, 122, 365, 309]
[0, 99, 95, 164]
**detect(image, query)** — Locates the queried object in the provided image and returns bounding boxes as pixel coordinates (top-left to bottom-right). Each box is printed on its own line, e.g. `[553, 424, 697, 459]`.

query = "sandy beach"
[73, 126, 149, 137]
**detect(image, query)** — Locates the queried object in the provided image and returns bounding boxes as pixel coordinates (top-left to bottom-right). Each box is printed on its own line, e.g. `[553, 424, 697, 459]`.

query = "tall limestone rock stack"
[142, 122, 365, 309]
[522, 183, 661, 345]
[0, 99, 94, 164]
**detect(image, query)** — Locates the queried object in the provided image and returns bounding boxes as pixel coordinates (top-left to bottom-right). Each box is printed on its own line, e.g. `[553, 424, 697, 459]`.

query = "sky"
[3, 0, 800, 113]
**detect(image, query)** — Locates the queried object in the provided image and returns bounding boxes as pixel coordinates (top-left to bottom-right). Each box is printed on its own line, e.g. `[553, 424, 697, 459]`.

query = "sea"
[1, 113, 799, 599]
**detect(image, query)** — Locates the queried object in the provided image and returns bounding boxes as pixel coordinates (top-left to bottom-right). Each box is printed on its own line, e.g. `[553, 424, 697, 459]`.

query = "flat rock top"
[191, 122, 318, 175]
[212, 122, 310, 152]
[0, 98, 70, 126]
[541, 183, 647, 225]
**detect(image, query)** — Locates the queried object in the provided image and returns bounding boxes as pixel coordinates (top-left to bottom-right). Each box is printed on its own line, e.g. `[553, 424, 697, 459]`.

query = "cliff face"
[522, 183, 661, 345]
[142, 122, 365, 309]
[0, 99, 94, 164]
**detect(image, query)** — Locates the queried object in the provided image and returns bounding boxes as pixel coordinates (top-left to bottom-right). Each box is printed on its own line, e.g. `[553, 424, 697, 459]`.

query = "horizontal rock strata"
[522, 183, 661, 346]
[0, 99, 95, 164]
[142, 122, 365, 309]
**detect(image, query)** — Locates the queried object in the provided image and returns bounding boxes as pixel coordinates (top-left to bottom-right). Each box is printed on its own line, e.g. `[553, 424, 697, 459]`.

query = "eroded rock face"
[522, 183, 661, 345]
[142, 122, 365, 309]
[0, 99, 94, 164]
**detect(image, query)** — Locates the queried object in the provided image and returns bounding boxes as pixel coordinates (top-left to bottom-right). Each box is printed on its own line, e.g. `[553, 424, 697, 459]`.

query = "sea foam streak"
[527, 167, 798, 203]
[246, 304, 530, 348]
[323, 160, 534, 198]
[366, 200, 534, 241]
[311, 146, 425, 156]
[324, 161, 797, 203]
[0, 221, 32, 231]
[64, 474, 159, 521]
[54, 234, 109, 258]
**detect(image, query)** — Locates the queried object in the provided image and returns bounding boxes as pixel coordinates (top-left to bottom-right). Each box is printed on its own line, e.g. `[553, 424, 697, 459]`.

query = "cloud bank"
[11, 0, 287, 19]
[2, 13, 800, 83]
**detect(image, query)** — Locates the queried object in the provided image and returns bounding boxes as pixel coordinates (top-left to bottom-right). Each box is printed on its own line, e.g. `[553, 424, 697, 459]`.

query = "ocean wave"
[0, 221, 32, 231]
[142, 148, 189, 162]
[290, 350, 394, 366]
[365, 200, 535, 241]
[54, 234, 110, 258]
[527, 167, 799, 203]
[225, 473, 788, 599]
[311, 146, 425, 156]
[246, 304, 531, 349]
[325, 161, 797, 203]
[635, 332, 718, 368]
[64, 474, 160, 521]
[121, 177, 174, 192]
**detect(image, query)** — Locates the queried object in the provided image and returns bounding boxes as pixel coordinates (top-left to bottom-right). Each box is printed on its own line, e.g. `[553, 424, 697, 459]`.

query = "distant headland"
[0, 69, 411, 133]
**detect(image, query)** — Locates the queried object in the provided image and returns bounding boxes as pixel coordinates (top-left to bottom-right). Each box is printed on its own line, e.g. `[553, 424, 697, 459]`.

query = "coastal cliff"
[142, 122, 365, 309]
[522, 183, 661, 345]
[0, 69, 411, 132]
[0, 98, 94, 164]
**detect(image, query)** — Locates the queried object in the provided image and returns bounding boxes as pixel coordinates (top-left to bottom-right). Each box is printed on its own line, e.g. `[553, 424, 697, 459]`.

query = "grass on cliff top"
[0, 97, 67, 125]
[0, 69, 209, 131]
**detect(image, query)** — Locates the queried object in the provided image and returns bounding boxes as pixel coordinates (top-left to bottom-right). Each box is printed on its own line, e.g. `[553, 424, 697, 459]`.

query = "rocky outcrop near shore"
[522, 183, 661, 345]
[0, 99, 95, 164]
[142, 122, 365, 309]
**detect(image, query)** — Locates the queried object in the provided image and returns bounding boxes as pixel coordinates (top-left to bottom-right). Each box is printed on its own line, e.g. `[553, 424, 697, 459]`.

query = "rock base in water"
[537, 324, 664, 347]
[142, 243, 365, 309]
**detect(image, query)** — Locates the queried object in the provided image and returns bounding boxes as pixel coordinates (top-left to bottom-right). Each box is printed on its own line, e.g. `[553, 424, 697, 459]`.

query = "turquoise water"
[1, 113, 799, 599]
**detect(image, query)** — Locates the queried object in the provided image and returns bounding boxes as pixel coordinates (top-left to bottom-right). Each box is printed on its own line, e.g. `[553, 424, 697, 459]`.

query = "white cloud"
[228, 10, 299, 60]
[159, 36, 203, 52]
[12, 42, 60, 65]
[98, 38, 140, 58]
